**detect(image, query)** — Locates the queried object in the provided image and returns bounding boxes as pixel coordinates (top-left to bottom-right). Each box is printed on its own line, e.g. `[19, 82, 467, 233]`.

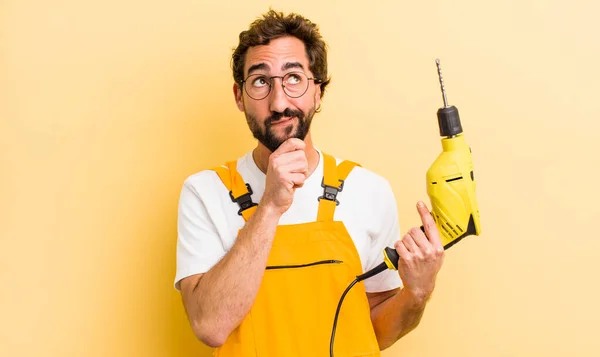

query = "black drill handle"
[384, 247, 399, 270]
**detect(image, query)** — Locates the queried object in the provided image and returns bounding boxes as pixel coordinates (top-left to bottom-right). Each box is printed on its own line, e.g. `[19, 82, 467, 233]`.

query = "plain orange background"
[2, 1, 599, 356]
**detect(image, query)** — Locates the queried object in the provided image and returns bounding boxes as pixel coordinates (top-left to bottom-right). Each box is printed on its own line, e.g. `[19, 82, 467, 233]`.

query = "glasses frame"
[241, 71, 321, 100]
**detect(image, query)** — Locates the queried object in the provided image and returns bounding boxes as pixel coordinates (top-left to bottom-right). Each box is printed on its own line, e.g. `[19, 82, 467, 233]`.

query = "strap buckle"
[318, 178, 344, 206]
[229, 183, 258, 216]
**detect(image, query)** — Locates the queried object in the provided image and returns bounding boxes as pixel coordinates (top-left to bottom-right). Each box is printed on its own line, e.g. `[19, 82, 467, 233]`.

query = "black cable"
[329, 261, 389, 357]
[330, 278, 358, 357]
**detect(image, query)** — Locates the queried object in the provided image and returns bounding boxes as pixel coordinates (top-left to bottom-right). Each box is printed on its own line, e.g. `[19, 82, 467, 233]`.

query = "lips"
[271, 117, 295, 126]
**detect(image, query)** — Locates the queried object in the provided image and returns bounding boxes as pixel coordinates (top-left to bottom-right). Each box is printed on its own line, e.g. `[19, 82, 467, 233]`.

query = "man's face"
[234, 36, 322, 153]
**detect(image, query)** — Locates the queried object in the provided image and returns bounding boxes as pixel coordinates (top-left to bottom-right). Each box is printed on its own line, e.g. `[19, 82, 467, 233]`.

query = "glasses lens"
[283, 72, 308, 98]
[245, 75, 271, 100]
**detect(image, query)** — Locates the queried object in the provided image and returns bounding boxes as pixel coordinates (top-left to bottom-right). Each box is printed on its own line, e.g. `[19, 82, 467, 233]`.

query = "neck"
[252, 132, 320, 177]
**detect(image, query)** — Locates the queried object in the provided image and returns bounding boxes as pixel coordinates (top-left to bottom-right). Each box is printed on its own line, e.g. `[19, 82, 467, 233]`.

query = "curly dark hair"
[231, 9, 331, 99]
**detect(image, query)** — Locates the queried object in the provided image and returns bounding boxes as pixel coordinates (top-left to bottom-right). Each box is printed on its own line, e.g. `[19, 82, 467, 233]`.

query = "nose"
[268, 78, 290, 114]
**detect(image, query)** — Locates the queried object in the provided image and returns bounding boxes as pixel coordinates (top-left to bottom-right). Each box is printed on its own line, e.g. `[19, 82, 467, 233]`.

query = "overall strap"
[317, 152, 361, 222]
[211, 160, 257, 221]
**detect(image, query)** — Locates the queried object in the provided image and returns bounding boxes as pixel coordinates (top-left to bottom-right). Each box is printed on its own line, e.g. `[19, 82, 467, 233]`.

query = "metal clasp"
[318, 178, 344, 206]
[229, 183, 258, 216]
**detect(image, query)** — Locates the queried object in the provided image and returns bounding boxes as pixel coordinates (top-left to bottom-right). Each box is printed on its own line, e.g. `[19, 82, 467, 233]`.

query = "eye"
[251, 76, 269, 87]
[285, 73, 302, 85]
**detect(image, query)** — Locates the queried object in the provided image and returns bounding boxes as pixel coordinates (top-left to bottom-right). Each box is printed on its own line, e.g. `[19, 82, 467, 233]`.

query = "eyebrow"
[247, 63, 268, 76]
[246, 61, 305, 76]
[281, 62, 304, 72]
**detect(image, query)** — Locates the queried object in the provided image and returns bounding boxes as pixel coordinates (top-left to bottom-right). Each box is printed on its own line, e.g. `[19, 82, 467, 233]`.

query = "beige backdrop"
[2, 0, 599, 356]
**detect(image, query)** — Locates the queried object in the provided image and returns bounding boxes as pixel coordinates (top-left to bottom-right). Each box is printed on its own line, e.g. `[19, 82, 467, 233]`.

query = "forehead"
[244, 36, 309, 75]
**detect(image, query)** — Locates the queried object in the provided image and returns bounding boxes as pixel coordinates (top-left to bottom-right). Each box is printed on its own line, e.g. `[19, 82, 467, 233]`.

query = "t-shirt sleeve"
[174, 176, 226, 291]
[363, 179, 404, 293]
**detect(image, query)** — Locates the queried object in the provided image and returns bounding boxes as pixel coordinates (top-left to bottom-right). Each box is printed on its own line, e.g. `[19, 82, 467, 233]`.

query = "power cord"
[330, 278, 358, 357]
[329, 255, 393, 357]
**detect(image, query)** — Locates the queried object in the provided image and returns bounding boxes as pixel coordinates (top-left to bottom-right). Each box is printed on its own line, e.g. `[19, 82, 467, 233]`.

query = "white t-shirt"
[174, 148, 403, 293]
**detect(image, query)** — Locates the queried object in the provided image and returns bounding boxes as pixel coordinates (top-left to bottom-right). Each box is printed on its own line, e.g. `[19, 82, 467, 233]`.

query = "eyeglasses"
[241, 72, 321, 100]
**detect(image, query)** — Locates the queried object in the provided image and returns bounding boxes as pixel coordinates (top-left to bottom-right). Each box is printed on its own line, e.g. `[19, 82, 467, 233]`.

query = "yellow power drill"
[423, 58, 482, 249]
[380, 58, 482, 269]
[358, 59, 482, 281]
[330, 59, 482, 356]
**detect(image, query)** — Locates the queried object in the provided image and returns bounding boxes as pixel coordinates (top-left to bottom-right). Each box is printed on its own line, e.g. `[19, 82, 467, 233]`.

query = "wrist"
[400, 287, 429, 309]
[256, 202, 283, 222]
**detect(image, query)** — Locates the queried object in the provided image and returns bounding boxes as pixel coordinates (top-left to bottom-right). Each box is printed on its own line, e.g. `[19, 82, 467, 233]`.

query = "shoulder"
[181, 169, 222, 196]
[351, 165, 392, 191]
[179, 162, 238, 206]
[327, 152, 395, 197]
[180, 152, 251, 194]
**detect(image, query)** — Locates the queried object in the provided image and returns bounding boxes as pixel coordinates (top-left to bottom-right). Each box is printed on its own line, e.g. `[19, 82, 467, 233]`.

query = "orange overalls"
[210, 152, 380, 357]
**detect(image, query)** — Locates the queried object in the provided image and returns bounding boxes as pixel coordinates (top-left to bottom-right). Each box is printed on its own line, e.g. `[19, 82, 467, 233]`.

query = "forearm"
[188, 204, 280, 346]
[370, 288, 428, 350]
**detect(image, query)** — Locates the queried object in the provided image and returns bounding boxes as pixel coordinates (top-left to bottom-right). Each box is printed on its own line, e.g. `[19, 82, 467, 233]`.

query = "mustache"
[266, 108, 304, 125]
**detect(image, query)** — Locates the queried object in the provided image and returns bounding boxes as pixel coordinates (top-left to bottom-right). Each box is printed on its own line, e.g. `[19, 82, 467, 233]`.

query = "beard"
[245, 106, 315, 153]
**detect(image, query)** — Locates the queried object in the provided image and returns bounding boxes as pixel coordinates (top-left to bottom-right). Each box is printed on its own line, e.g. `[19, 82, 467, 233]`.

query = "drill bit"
[435, 59, 449, 108]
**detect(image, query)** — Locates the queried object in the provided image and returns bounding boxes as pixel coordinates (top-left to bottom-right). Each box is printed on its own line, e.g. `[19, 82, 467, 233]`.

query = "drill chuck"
[435, 59, 463, 137]
[437, 105, 463, 137]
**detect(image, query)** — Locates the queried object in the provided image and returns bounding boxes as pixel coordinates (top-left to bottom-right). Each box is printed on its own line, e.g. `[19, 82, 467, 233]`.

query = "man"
[174, 9, 445, 356]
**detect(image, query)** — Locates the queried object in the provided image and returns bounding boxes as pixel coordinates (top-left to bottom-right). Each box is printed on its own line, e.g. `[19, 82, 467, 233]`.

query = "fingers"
[289, 173, 307, 188]
[273, 138, 305, 155]
[416, 201, 443, 249]
[394, 239, 410, 261]
[398, 201, 446, 260]
[277, 155, 308, 173]
[261, 139, 307, 214]
[270, 147, 308, 172]
[401, 233, 419, 253]
[407, 227, 431, 252]
[285, 150, 309, 170]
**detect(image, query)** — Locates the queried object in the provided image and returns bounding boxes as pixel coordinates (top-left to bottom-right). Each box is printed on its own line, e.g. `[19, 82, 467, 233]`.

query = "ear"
[233, 82, 244, 112]
[314, 83, 322, 109]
